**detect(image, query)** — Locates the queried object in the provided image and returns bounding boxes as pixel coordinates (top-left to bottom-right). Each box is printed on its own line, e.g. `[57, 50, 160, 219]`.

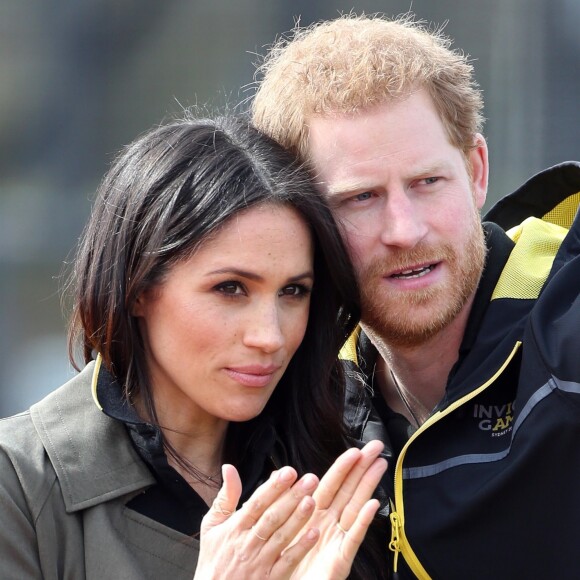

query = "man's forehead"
[306, 114, 373, 173]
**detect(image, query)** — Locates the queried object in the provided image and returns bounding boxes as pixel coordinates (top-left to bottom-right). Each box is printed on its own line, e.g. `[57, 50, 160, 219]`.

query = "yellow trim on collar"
[91, 354, 104, 411]
[491, 217, 566, 301]
[339, 326, 361, 365]
[542, 191, 580, 229]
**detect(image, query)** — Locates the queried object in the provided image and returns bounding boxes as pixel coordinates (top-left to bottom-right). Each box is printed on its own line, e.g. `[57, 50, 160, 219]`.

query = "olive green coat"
[0, 362, 199, 579]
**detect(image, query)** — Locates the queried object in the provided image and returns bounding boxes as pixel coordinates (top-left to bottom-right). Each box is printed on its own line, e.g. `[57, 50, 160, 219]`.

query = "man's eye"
[215, 281, 244, 295]
[353, 191, 373, 202]
[422, 177, 439, 185]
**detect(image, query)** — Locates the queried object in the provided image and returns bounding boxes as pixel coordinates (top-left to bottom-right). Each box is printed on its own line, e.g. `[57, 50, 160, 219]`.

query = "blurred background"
[1, 0, 578, 417]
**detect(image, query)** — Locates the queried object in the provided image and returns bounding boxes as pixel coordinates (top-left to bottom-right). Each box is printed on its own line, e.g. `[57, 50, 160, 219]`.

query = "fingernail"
[278, 466, 294, 483]
[300, 473, 317, 491]
[305, 528, 318, 540]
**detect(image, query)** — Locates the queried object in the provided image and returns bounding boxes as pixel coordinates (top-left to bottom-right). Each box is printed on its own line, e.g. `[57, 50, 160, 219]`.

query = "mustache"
[357, 243, 456, 277]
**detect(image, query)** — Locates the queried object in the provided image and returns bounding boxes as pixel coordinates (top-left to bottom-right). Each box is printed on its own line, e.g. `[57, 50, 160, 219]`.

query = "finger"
[328, 440, 384, 509]
[200, 464, 241, 534]
[311, 448, 363, 510]
[257, 494, 316, 556]
[339, 456, 387, 530]
[359, 439, 386, 460]
[248, 473, 319, 544]
[314, 440, 384, 511]
[339, 498, 381, 566]
[237, 466, 299, 528]
[271, 527, 320, 577]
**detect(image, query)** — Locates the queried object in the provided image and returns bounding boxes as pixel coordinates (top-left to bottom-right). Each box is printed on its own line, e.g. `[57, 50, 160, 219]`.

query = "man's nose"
[378, 189, 428, 249]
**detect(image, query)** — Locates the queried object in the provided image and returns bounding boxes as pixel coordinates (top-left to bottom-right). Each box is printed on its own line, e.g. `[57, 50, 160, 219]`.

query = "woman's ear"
[468, 133, 489, 210]
[131, 293, 146, 317]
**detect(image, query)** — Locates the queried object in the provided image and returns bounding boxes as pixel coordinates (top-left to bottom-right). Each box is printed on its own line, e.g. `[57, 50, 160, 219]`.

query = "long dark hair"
[68, 115, 358, 473]
[68, 115, 388, 579]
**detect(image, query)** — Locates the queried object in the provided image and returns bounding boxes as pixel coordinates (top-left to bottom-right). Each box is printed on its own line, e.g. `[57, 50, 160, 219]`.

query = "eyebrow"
[410, 160, 450, 177]
[325, 181, 373, 197]
[206, 268, 314, 282]
[324, 160, 452, 197]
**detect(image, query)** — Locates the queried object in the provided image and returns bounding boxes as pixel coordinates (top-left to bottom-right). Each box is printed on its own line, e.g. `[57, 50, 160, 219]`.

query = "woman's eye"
[215, 281, 244, 295]
[279, 284, 311, 297]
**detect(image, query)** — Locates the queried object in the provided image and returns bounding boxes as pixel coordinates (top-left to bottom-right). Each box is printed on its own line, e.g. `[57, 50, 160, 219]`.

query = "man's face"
[307, 90, 489, 347]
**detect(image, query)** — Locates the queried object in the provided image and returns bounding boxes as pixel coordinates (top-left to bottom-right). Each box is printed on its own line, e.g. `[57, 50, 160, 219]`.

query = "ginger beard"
[357, 207, 487, 348]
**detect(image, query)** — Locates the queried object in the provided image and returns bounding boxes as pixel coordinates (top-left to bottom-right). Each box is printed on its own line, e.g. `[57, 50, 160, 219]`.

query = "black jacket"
[341, 162, 580, 579]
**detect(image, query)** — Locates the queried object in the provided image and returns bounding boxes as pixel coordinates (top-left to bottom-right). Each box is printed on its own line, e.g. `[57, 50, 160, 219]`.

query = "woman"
[0, 116, 388, 579]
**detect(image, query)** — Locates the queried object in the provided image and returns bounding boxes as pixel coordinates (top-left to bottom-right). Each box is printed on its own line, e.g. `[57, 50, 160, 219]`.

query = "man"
[252, 14, 580, 579]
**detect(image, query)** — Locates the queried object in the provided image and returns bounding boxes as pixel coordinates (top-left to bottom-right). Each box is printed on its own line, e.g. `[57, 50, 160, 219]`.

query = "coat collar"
[30, 361, 154, 513]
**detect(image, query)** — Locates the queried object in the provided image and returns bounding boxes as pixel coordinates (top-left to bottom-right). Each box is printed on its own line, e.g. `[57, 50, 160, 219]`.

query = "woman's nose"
[242, 303, 285, 353]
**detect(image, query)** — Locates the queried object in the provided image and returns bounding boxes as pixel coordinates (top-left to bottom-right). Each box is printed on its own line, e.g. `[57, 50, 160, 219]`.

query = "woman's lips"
[224, 365, 281, 388]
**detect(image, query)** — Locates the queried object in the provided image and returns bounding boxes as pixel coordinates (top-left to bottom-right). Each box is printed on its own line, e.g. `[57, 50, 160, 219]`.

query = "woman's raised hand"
[194, 464, 321, 579]
[193, 440, 387, 580]
[290, 439, 388, 579]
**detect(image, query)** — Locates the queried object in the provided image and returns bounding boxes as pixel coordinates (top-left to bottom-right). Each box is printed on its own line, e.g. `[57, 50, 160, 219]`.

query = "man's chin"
[361, 298, 461, 348]
[363, 320, 444, 349]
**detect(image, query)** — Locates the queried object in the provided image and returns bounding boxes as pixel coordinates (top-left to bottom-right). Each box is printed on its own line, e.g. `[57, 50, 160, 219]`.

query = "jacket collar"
[30, 361, 154, 513]
[483, 161, 580, 230]
[454, 222, 514, 363]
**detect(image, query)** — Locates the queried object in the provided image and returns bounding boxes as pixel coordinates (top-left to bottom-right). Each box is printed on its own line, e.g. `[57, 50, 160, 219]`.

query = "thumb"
[201, 464, 242, 534]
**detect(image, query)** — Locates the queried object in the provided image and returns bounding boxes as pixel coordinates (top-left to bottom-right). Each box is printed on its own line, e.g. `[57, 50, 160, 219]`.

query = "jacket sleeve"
[0, 443, 44, 579]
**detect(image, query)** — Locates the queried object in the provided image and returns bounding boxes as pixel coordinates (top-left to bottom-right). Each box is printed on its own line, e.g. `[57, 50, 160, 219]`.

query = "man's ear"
[468, 133, 489, 210]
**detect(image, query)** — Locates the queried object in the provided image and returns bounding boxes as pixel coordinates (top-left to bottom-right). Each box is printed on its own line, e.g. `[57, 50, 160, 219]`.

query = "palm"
[291, 508, 353, 579]
[292, 441, 387, 580]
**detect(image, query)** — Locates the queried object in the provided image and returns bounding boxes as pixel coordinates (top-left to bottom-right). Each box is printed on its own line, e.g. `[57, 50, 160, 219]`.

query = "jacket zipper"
[389, 341, 522, 578]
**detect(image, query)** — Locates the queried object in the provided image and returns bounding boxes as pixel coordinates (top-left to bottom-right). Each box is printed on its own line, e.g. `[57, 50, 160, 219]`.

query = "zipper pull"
[389, 510, 402, 573]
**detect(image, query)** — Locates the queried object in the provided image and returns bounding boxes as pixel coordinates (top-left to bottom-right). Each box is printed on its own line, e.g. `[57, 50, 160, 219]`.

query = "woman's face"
[133, 203, 314, 431]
